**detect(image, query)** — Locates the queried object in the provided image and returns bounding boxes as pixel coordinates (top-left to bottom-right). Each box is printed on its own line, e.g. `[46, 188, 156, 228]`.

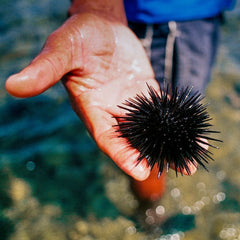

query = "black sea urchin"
[115, 84, 221, 176]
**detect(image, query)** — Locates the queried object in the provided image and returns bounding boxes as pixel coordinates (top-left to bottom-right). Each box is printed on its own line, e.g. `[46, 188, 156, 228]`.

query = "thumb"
[5, 30, 73, 98]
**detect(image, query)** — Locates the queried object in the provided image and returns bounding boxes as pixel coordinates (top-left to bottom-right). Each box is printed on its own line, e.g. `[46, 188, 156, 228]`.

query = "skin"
[5, 0, 201, 181]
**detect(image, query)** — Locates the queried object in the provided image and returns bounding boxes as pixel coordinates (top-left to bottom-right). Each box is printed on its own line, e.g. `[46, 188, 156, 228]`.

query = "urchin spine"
[115, 84, 221, 176]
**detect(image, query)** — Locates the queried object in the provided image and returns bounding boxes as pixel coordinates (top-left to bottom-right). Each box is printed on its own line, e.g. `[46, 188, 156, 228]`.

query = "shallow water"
[0, 1, 240, 240]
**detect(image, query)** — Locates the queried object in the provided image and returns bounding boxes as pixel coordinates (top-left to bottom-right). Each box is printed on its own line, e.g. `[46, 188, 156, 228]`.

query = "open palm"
[6, 13, 160, 180]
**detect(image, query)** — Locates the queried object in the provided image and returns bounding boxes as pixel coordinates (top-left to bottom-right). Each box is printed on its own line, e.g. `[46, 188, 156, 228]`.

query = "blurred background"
[0, 0, 240, 240]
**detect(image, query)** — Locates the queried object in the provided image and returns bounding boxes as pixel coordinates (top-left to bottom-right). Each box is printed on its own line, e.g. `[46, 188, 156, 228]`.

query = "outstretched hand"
[5, 12, 197, 180]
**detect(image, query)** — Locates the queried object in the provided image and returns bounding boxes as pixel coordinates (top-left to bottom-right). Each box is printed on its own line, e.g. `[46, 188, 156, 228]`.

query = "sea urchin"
[115, 84, 221, 176]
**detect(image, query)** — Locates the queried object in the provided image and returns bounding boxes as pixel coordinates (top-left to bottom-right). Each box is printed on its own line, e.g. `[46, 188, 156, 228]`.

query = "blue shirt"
[124, 0, 236, 23]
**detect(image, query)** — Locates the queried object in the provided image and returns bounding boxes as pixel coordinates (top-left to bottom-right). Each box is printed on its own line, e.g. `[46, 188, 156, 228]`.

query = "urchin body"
[115, 84, 221, 176]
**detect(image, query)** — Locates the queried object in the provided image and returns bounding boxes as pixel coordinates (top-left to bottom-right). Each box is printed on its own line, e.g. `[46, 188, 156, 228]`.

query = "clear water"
[0, 1, 240, 240]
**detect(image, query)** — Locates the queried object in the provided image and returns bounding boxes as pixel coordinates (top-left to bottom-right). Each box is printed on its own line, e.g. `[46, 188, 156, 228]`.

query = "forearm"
[68, 0, 127, 24]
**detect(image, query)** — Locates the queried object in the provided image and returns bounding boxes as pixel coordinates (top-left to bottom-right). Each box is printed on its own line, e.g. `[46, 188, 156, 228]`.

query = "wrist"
[68, 0, 127, 24]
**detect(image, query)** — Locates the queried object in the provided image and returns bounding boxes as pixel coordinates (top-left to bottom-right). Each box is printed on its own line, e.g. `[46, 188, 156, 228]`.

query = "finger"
[177, 161, 197, 175]
[85, 106, 151, 181]
[98, 129, 151, 181]
[5, 28, 74, 98]
[196, 137, 209, 150]
[170, 138, 210, 175]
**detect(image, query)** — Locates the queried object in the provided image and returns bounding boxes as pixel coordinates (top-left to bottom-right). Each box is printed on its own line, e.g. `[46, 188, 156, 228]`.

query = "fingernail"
[131, 161, 150, 181]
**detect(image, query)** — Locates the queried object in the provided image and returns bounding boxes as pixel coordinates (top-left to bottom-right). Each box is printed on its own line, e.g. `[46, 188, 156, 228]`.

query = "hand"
[5, 10, 198, 180]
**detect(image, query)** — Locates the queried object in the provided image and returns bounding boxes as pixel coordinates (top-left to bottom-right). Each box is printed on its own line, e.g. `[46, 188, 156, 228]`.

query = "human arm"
[5, 0, 197, 180]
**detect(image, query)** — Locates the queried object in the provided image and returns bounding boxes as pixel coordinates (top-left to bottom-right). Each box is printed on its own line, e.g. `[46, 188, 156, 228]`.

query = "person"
[5, 0, 235, 200]
[126, 1, 227, 94]
[123, 0, 235, 200]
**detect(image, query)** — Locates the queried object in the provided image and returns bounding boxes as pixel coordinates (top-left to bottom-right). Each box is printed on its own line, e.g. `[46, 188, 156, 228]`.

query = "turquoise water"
[1, 1, 240, 240]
